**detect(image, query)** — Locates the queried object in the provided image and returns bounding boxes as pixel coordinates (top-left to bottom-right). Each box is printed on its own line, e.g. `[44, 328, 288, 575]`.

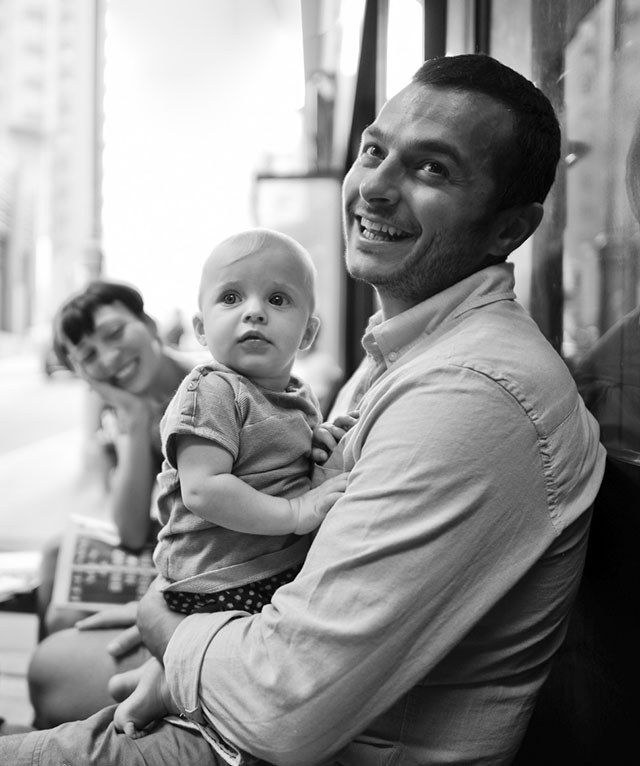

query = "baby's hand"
[290, 472, 349, 534]
[312, 411, 359, 464]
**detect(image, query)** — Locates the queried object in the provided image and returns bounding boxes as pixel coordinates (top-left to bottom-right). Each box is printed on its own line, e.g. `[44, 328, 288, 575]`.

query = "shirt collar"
[362, 262, 517, 368]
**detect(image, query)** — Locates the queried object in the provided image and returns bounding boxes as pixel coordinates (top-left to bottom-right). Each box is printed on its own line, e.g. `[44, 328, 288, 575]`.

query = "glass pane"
[563, 0, 640, 464]
[385, 0, 425, 98]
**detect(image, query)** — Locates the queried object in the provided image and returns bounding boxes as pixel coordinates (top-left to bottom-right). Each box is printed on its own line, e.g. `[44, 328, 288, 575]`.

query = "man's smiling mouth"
[359, 216, 413, 241]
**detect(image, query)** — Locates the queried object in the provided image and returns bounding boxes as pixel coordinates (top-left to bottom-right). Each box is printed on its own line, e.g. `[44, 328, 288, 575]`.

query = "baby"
[113, 228, 348, 737]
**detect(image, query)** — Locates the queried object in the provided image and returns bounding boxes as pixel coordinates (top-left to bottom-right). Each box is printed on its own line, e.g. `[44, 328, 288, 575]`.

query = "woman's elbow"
[117, 523, 150, 552]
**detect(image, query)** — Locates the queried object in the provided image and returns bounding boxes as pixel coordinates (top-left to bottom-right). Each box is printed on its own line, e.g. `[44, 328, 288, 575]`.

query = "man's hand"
[312, 411, 359, 464]
[137, 583, 187, 660]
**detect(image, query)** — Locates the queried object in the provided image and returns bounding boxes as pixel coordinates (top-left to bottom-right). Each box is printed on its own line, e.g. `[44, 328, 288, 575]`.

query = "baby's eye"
[221, 293, 239, 305]
[269, 293, 290, 307]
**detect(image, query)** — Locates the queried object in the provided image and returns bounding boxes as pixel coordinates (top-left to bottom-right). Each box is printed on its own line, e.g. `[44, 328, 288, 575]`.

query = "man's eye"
[361, 143, 384, 159]
[270, 293, 289, 307]
[422, 161, 447, 177]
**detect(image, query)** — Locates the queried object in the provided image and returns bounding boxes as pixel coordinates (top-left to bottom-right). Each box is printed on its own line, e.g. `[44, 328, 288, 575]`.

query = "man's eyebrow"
[408, 138, 464, 166]
[360, 123, 380, 141]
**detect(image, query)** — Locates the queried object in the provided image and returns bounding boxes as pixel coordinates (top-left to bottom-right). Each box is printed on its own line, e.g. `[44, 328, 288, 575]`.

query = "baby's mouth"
[239, 332, 269, 343]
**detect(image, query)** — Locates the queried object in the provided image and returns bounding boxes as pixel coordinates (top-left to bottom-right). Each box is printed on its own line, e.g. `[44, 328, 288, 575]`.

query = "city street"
[0, 349, 105, 551]
[0, 347, 111, 728]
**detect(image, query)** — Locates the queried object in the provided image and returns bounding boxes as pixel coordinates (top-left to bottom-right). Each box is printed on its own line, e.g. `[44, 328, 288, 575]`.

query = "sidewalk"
[0, 429, 106, 551]
[0, 612, 38, 727]
[0, 347, 108, 728]
[0, 432, 107, 728]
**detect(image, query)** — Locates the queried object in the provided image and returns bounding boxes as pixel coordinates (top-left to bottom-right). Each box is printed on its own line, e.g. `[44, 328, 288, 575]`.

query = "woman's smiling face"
[67, 302, 162, 393]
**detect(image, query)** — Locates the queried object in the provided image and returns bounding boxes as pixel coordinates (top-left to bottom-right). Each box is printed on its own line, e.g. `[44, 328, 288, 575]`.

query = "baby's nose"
[243, 298, 266, 322]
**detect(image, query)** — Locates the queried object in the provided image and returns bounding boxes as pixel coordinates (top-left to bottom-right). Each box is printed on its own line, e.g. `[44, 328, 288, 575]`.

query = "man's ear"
[299, 315, 321, 351]
[488, 203, 544, 258]
[191, 312, 208, 348]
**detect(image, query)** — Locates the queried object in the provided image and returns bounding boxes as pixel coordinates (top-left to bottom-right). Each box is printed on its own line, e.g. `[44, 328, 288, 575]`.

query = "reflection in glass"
[562, 1, 640, 468]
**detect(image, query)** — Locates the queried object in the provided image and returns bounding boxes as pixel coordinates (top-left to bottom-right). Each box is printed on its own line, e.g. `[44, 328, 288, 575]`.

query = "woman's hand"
[75, 601, 139, 631]
[312, 411, 359, 464]
[83, 376, 154, 435]
[77, 372, 159, 549]
[75, 602, 144, 659]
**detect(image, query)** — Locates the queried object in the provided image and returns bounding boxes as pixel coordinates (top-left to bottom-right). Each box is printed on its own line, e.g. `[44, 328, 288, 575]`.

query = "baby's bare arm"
[177, 435, 347, 535]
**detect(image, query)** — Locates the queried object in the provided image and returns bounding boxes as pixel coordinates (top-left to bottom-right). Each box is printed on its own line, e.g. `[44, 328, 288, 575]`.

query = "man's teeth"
[360, 217, 406, 240]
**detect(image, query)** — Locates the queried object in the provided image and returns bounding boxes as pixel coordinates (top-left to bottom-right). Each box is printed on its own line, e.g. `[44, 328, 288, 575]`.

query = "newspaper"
[52, 514, 157, 610]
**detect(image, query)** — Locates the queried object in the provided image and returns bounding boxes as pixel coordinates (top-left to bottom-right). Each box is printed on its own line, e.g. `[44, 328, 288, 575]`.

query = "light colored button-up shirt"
[164, 263, 605, 766]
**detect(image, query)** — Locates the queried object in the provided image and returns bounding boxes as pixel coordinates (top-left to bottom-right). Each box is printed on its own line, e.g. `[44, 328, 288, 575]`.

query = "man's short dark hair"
[413, 54, 561, 210]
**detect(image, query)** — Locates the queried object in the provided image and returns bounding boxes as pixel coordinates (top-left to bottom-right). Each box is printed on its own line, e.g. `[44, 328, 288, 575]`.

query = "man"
[1, 53, 605, 766]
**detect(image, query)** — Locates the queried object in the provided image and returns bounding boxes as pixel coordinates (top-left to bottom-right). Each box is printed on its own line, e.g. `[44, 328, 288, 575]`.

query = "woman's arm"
[88, 379, 157, 550]
[177, 435, 348, 536]
[109, 412, 156, 549]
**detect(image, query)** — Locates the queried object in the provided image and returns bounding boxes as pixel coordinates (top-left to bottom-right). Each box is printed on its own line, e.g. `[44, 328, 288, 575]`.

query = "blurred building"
[0, 0, 104, 338]
[1, 0, 639, 381]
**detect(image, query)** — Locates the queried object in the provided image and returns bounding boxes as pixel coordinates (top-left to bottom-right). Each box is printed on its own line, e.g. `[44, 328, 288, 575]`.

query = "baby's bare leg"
[113, 656, 179, 739]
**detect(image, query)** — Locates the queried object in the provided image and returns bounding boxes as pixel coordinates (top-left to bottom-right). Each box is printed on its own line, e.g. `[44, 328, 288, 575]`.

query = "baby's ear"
[191, 312, 208, 348]
[300, 315, 321, 351]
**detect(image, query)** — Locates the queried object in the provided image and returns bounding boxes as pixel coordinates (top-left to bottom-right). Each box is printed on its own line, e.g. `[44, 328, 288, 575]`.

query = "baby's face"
[194, 241, 318, 390]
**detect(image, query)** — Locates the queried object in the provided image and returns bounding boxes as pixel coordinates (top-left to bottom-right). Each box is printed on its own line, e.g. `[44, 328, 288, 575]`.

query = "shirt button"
[388, 351, 398, 362]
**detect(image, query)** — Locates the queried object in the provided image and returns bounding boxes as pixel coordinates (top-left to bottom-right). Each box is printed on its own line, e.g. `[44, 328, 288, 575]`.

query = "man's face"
[342, 82, 515, 317]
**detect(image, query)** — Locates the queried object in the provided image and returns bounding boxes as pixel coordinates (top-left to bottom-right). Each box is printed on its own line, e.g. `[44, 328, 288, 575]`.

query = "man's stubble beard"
[352, 222, 494, 305]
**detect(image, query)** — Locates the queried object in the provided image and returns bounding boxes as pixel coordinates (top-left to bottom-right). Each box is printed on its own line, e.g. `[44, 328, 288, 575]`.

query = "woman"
[29, 280, 196, 727]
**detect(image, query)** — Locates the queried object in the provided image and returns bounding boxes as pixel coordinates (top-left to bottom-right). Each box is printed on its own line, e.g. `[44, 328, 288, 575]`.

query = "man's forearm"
[137, 583, 187, 660]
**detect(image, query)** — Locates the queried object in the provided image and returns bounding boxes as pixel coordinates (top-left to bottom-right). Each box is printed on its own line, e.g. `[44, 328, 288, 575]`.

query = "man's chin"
[346, 252, 396, 287]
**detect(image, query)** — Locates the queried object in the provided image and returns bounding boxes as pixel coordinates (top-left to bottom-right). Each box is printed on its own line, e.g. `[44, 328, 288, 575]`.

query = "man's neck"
[378, 293, 420, 321]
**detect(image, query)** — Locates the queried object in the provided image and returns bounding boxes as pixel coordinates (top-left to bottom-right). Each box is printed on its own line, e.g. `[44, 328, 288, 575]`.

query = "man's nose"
[359, 159, 400, 205]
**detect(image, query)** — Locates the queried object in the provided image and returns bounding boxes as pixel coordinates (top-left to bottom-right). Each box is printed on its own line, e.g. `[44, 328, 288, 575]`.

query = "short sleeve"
[161, 368, 241, 467]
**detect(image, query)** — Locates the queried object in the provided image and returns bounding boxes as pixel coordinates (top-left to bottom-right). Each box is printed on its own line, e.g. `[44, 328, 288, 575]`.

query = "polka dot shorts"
[163, 564, 302, 615]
